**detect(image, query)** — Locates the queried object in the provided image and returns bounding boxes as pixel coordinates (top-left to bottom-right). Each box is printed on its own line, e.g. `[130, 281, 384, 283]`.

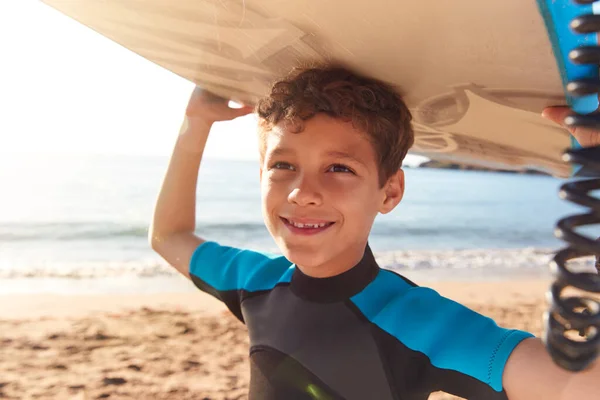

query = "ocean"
[0, 153, 596, 294]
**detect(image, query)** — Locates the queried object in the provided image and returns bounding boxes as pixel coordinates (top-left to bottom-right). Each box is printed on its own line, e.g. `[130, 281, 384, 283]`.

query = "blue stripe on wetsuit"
[189, 241, 293, 291]
[351, 269, 534, 393]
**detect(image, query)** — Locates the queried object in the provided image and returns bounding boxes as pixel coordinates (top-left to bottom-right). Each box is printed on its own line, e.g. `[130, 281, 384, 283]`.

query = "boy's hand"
[185, 86, 254, 129]
[542, 106, 600, 147]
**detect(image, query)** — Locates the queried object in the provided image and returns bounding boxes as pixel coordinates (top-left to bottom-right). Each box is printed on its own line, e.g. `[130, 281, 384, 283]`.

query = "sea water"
[0, 153, 596, 294]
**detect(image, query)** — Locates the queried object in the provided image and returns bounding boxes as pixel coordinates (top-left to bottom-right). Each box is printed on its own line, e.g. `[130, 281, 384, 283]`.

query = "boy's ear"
[379, 169, 405, 214]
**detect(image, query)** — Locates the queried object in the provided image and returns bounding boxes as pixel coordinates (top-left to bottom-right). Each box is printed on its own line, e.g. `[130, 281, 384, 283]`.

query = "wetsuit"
[190, 241, 533, 400]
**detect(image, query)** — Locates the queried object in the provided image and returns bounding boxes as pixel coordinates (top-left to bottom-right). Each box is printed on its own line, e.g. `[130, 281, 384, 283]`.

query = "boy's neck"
[289, 244, 379, 303]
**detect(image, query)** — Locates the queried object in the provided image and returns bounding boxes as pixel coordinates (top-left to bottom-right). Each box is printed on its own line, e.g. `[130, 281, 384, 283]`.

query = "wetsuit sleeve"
[406, 287, 534, 399]
[351, 270, 534, 399]
[189, 241, 292, 323]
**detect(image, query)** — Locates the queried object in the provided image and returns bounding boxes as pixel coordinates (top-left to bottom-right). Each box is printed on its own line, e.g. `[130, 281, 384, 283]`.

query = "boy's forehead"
[266, 116, 372, 156]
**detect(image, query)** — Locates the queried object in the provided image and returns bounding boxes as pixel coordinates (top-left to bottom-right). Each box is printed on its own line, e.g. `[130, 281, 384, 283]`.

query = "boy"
[150, 66, 599, 399]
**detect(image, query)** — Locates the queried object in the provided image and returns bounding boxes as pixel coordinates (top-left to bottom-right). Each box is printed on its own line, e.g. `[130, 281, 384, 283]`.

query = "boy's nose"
[287, 177, 323, 206]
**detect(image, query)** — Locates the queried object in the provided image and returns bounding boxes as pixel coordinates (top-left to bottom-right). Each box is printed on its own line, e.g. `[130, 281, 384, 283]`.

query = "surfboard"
[39, 0, 590, 178]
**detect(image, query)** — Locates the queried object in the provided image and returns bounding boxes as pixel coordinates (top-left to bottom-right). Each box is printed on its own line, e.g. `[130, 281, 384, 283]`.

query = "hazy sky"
[0, 1, 425, 165]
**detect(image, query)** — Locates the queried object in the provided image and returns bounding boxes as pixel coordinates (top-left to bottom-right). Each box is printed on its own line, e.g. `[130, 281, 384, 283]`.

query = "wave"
[0, 222, 150, 241]
[0, 221, 269, 241]
[0, 247, 595, 279]
[0, 219, 560, 245]
[370, 224, 552, 238]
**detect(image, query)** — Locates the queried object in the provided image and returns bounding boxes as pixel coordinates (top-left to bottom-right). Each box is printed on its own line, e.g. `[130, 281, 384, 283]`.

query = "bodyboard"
[40, 0, 583, 177]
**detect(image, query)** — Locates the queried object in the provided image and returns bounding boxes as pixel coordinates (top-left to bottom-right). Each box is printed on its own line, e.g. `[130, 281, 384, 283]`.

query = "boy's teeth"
[289, 220, 328, 228]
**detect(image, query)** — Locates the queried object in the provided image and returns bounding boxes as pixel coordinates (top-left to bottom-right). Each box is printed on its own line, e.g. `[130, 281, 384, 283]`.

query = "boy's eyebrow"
[268, 147, 294, 158]
[267, 148, 367, 167]
[326, 151, 367, 167]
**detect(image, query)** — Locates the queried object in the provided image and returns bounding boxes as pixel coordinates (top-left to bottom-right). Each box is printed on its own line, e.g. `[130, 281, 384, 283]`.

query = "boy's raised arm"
[149, 87, 253, 278]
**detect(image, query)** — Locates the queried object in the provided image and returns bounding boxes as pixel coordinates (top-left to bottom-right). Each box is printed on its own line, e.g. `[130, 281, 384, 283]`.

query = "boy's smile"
[280, 217, 335, 235]
[260, 113, 404, 278]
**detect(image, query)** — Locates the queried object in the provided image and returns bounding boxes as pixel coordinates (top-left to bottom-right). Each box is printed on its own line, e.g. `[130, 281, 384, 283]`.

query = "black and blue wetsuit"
[190, 241, 533, 400]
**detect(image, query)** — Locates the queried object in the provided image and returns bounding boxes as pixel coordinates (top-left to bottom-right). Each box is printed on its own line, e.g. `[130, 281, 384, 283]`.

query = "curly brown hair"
[256, 65, 414, 187]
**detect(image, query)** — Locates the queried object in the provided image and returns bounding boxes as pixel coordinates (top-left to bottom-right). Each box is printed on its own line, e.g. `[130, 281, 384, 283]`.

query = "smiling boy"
[150, 66, 599, 399]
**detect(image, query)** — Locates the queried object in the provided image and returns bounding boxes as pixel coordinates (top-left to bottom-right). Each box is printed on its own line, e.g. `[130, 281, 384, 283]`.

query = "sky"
[0, 1, 425, 165]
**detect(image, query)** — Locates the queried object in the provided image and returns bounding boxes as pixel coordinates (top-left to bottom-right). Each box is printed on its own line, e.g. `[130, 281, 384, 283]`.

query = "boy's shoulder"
[189, 241, 293, 292]
[354, 267, 434, 312]
[357, 268, 507, 336]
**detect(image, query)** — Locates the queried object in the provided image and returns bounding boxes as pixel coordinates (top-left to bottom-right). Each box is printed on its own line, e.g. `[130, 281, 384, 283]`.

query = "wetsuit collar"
[289, 244, 380, 303]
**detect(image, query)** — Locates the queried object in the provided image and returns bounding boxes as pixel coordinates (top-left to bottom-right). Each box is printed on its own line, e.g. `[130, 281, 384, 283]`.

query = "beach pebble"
[102, 377, 127, 386]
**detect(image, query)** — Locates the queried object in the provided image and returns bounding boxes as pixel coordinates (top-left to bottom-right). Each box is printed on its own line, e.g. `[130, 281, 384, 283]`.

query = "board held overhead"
[41, 0, 576, 176]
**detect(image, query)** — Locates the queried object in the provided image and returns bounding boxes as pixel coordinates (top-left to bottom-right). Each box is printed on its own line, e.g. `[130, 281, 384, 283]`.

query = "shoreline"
[0, 278, 553, 320]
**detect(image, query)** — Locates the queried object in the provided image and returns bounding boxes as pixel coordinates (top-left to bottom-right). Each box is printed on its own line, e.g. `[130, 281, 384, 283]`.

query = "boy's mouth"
[280, 217, 335, 235]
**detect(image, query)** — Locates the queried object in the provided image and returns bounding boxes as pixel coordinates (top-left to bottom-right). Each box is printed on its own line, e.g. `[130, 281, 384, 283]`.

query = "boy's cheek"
[260, 176, 277, 197]
[260, 187, 282, 217]
[261, 180, 280, 200]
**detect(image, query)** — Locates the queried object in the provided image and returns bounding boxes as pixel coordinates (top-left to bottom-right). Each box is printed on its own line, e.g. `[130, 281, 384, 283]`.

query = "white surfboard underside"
[41, 0, 575, 177]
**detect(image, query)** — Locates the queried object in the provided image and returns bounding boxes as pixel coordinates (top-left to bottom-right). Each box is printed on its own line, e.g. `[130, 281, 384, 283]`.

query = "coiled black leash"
[544, 146, 600, 372]
[537, 0, 600, 372]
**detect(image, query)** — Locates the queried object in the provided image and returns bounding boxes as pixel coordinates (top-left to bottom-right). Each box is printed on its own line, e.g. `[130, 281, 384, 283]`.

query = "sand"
[0, 279, 554, 400]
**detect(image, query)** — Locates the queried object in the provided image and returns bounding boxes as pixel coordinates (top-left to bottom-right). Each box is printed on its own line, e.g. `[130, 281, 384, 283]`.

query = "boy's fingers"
[204, 92, 229, 104]
[191, 86, 228, 104]
[227, 105, 255, 119]
[541, 105, 580, 137]
[542, 106, 600, 147]
[541, 106, 572, 130]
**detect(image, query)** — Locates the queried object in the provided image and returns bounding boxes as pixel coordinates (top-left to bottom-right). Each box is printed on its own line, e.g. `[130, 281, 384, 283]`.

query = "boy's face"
[259, 114, 404, 277]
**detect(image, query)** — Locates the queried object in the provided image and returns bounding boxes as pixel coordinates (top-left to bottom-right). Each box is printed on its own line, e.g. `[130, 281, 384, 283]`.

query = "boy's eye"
[328, 164, 354, 174]
[271, 162, 294, 170]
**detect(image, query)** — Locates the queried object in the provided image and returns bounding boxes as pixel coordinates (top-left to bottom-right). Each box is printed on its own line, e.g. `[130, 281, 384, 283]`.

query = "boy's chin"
[278, 243, 329, 270]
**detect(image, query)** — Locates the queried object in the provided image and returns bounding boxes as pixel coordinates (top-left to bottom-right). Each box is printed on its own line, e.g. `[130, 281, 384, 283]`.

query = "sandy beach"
[0, 279, 555, 400]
